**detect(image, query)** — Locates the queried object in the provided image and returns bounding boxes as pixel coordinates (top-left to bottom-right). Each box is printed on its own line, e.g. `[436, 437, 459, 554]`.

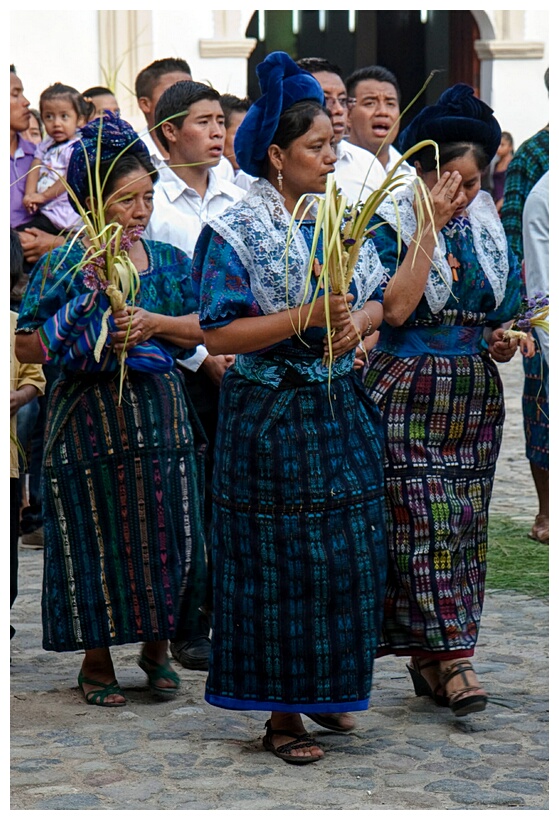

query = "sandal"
[406, 658, 449, 707]
[441, 660, 488, 716]
[77, 670, 126, 707]
[262, 720, 323, 765]
[528, 514, 549, 544]
[138, 652, 180, 700]
[303, 712, 355, 733]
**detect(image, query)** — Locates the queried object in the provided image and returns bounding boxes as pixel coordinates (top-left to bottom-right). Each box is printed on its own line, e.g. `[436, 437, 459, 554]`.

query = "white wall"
[10, 10, 101, 111]
[489, 10, 549, 148]
[150, 9, 251, 97]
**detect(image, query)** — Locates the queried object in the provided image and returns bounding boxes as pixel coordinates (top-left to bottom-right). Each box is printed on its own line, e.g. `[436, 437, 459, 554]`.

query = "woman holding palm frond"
[15, 114, 207, 707]
[191, 52, 387, 764]
[363, 85, 524, 716]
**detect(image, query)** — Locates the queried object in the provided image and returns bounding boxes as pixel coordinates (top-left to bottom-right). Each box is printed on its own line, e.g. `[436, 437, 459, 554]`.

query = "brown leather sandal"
[262, 720, 323, 765]
[441, 660, 488, 716]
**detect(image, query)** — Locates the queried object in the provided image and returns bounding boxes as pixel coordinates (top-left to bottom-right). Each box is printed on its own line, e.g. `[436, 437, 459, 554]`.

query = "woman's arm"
[383, 171, 466, 327]
[203, 293, 354, 356]
[110, 308, 204, 353]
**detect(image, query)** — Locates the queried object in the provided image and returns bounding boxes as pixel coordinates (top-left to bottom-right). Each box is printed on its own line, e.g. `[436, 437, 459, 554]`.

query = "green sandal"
[138, 652, 180, 700]
[77, 670, 126, 707]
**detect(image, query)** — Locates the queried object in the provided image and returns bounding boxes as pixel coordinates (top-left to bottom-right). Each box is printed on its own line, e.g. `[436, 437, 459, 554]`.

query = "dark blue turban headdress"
[234, 51, 325, 177]
[398, 83, 501, 162]
[67, 111, 153, 212]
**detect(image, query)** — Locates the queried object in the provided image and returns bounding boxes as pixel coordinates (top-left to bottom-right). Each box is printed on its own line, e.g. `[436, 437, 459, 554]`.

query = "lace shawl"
[376, 185, 509, 314]
[208, 178, 385, 315]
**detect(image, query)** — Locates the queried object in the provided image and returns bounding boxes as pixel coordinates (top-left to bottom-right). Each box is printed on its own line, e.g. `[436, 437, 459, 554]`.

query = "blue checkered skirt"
[205, 369, 387, 712]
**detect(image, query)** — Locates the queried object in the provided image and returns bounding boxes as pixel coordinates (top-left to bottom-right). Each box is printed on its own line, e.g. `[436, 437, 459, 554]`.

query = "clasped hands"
[110, 305, 155, 353]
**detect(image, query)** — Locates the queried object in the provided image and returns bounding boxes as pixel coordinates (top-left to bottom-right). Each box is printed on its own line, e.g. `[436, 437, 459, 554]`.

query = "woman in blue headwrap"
[191, 52, 387, 764]
[15, 112, 207, 706]
[362, 85, 523, 716]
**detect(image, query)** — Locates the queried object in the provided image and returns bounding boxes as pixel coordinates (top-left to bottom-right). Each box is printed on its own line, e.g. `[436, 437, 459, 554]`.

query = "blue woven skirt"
[205, 370, 387, 712]
[522, 349, 549, 470]
[41, 369, 207, 652]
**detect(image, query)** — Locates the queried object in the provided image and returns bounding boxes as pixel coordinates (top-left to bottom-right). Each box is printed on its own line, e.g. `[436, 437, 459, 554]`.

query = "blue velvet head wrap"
[398, 83, 501, 161]
[67, 111, 153, 212]
[234, 51, 325, 177]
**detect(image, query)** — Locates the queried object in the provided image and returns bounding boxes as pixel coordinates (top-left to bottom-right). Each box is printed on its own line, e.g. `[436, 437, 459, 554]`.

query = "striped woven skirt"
[363, 349, 504, 659]
[205, 370, 387, 712]
[41, 369, 206, 652]
[522, 349, 549, 470]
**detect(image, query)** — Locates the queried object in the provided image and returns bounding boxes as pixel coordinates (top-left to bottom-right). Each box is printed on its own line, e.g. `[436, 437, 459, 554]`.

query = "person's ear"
[137, 96, 152, 118]
[160, 121, 177, 146]
[414, 160, 423, 177]
[267, 144, 283, 173]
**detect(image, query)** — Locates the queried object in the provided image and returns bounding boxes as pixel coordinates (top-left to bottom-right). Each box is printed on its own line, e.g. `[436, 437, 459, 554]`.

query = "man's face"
[166, 99, 225, 168]
[224, 110, 246, 170]
[10, 72, 31, 133]
[347, 79, 400, 156]
[139, 71, 192, 126]
[312, 71, 348, 145]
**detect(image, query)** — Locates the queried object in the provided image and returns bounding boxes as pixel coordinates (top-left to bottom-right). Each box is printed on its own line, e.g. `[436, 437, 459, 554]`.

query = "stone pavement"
[10, 354, 549, 811]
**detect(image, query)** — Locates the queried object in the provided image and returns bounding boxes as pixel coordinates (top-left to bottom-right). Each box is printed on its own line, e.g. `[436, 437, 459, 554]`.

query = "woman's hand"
[110, 306, 157, 352]
[418, 171, 468, 233]
[307, 292, 354, 331]
[323, 301, 382, 361]
[487, 327, 520, 362]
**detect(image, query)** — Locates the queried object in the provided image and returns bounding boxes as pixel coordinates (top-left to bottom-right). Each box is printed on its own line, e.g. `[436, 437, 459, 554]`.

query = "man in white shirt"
[219, 93, 256, 192]
[135, 56, 233, 182]
[296, 57, 385, 204]
[144, 80, 244, 671]
[345, 65, 416, 186]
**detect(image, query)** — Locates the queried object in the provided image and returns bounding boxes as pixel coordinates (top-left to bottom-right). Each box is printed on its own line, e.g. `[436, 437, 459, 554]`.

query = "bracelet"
[362, 311, 374, 337]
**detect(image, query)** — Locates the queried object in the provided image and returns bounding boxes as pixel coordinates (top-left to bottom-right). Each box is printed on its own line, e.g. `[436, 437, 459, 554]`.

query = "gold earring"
[277, 170, 283, 192]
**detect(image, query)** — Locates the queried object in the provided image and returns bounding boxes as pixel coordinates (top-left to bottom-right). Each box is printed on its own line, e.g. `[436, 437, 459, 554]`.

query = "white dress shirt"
[145, 164, 245, 371]
[522, 171, 549, 365]
[385, 145, 417, 185]
[334, 140, 386, 204]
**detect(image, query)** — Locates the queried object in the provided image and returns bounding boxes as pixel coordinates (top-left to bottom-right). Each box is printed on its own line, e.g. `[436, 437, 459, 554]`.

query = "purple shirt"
[10, 134, 35, 228]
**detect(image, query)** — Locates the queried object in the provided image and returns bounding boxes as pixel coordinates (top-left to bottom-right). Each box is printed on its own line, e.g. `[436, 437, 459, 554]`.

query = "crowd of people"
[9, 51, 549, 765]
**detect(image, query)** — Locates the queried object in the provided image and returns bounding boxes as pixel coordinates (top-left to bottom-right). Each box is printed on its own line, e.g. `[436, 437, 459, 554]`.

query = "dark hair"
[155, 81, 221, 152]
[28, 108, 43, 134]
[82, 85, 114, 99]
[39, 82, 88, 121]
[10, 229, 24, 294]
[82, 86, 118, 121]
[135, 57, 192, 100]
[296, 58, 343, 79]
[413, 141, 490, 173]
[10, 64, 16, 74]
[345, 65, 401, 103]
[263, 99, 330, 176]
[99, 153, 159, 203]
[219, 93, 251, 129]
[501, 131, 514, 149]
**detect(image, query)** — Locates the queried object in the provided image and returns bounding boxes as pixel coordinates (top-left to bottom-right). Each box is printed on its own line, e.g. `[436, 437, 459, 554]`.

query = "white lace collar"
[208, 178, 385, 315]
[376, 185, 509, 313]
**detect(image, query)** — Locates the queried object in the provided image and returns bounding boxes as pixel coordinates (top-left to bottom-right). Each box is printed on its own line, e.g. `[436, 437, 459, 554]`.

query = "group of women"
[16, 51, 524, 763]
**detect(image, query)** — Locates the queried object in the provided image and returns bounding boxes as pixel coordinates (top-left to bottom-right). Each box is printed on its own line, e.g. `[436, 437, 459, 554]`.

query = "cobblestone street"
[10, 354, 549, 811]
